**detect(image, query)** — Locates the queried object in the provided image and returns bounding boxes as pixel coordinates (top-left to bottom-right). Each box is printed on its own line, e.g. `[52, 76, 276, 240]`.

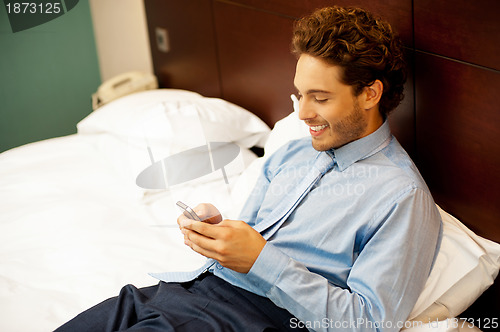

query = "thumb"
[194, 203, 222, 223]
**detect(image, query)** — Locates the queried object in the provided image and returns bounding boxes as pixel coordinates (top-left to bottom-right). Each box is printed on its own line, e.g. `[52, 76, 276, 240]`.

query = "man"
[57, 6, 441, 332]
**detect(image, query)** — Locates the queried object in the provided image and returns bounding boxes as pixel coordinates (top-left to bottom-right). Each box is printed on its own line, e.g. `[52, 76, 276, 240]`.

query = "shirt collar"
[326, 121, 392, 172]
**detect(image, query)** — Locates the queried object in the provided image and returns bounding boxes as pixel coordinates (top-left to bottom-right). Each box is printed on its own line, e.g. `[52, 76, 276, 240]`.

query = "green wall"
[0, 1, 100, 152]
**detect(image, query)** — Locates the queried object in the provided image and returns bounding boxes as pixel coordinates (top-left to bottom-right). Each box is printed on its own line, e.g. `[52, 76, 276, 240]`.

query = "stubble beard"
[312, 101, 367, 151]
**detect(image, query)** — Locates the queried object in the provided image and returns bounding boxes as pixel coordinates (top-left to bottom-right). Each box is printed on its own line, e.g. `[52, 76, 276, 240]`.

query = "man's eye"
[314, 98, 328, 103]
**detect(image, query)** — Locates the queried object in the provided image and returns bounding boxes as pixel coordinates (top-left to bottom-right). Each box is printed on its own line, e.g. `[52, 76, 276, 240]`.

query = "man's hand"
[189, 203, 223, 224]
[177, 204, 266, 273]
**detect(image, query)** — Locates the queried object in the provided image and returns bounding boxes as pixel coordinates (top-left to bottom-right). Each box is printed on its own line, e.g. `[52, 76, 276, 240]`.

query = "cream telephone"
[92, 71, 158, 110]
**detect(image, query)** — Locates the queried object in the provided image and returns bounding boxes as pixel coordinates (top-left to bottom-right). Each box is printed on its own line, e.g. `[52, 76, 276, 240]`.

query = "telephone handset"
[92, 71, 158, 110]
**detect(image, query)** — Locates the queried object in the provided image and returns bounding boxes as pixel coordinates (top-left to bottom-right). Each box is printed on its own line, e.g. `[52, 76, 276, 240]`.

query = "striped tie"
[253, 151, 335, 240]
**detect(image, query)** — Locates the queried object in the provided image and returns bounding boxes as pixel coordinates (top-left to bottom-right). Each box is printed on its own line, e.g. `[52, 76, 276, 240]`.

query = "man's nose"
[298, 99, 316, 121]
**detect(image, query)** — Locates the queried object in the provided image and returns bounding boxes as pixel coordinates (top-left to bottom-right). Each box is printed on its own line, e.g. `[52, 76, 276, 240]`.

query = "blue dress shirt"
[152, 121, 442, 331]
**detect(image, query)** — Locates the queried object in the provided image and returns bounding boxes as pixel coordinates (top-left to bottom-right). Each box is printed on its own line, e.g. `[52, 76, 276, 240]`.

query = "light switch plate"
[155, 27, 169, 53]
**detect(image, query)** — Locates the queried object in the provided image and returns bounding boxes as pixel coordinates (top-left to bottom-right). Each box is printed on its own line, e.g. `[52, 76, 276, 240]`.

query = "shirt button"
[216, 263, 223, 270]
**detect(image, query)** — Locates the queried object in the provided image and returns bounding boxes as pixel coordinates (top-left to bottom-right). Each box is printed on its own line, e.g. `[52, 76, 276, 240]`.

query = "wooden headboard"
[144, 0, 500, 319]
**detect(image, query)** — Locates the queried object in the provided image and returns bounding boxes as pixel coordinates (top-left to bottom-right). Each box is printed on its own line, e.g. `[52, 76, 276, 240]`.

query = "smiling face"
[294, 54, 382, 151]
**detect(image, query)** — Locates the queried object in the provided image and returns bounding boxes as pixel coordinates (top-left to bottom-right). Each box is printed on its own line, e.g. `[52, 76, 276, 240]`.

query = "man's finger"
[184, 220, 222, 238]
[202, 214, 222, 224]
[178, 214, 195, 228]
[184, 229, 219, 259]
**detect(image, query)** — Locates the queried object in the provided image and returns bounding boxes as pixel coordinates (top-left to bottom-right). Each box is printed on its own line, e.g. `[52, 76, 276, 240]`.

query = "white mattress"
[0, 133, 251, 331]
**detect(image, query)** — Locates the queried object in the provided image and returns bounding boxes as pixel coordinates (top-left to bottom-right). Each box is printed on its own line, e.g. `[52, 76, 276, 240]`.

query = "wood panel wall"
[144, 0, 500, 318]
[411, 0, 500, 318]
[413, 0, 500, 243]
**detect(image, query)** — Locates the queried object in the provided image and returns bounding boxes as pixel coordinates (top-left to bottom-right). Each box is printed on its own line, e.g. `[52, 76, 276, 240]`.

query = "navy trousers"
[55, 273, 307, 332]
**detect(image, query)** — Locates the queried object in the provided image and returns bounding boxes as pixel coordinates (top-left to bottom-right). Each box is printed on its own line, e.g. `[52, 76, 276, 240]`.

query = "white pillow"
[76, 89, 271, 195]
[232, 95, 500, 321]
[77, 89, 271, 149]
[408, 207, 500, 321]
[263, 94, 309, 157]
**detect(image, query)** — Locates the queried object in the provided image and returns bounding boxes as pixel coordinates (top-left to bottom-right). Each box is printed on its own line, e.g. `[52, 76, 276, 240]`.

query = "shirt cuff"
[246, 242, 290, 295]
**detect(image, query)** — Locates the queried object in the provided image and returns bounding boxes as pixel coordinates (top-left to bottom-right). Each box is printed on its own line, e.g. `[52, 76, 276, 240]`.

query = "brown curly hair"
[292, 6, 407, 116]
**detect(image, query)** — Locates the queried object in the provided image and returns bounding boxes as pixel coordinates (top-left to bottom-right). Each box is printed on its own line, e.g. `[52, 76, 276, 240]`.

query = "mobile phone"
[176, 201, 202, 221]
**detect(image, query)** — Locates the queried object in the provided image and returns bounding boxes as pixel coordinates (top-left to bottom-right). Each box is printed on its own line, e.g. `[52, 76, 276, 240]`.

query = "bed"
[1, 0, 499, 331]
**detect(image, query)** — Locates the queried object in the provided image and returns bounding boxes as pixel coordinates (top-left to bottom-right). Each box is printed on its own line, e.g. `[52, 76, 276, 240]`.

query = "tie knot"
[314, 152, 335, 175]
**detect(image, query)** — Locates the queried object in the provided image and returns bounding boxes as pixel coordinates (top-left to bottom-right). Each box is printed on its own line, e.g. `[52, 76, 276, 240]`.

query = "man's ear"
[361, 80, 383, 110]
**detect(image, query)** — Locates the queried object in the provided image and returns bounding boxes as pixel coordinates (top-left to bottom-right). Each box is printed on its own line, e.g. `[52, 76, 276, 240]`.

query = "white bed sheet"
[0, 133, 249, 331]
